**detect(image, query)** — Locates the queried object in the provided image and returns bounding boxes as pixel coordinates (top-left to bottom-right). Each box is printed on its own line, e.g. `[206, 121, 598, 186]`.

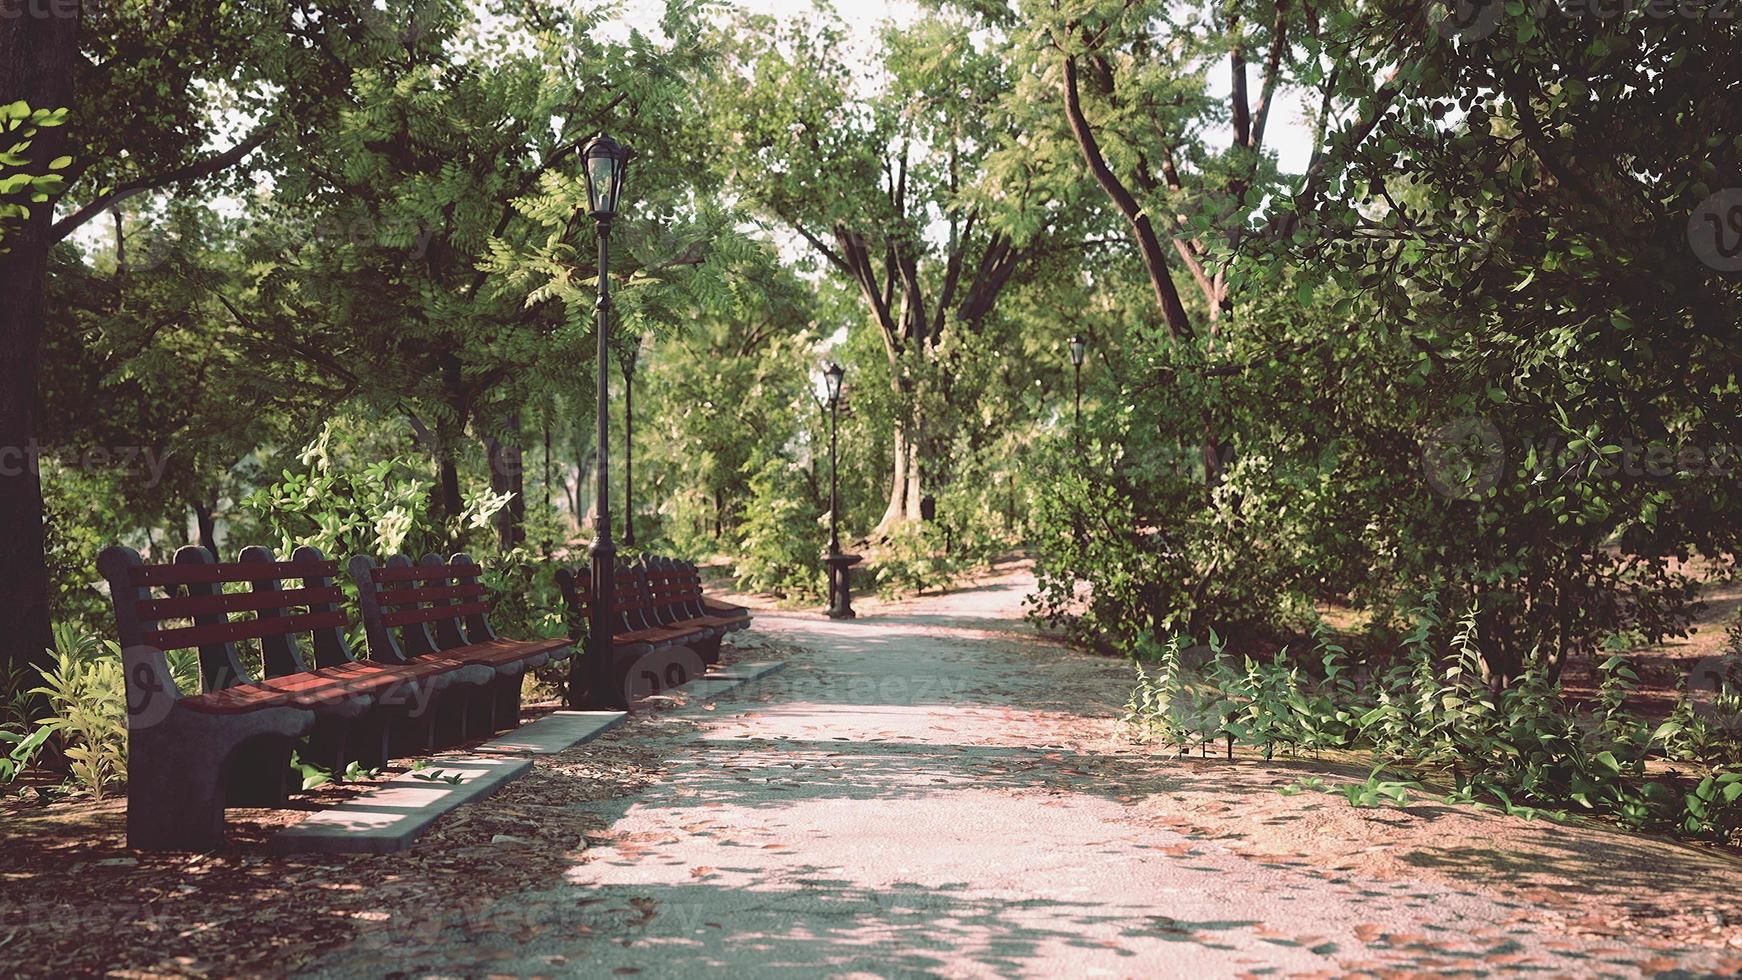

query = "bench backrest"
[348, 553, 495, 663]
[96, 544, 354, 694]
[643, 560, 693, 621]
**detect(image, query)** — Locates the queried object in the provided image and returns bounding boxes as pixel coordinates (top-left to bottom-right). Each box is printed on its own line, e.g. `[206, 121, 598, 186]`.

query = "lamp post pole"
[619, 340, 640, 549]
[570, 133, 630, 712]
[828, 390, 841, 556]
[1068, 335, 1087, 456]
[820, 363, 856, 618]
[588, 213, 619, 709]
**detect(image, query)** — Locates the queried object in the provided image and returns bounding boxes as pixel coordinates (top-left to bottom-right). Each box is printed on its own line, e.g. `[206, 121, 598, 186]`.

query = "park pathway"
[309, 561, 1734, 978]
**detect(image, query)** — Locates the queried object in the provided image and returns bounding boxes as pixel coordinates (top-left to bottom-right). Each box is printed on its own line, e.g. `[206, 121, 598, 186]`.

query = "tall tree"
[706, 12, 1052, 532]
[0, 5, 79, 682]
[0, 0, 379, 680]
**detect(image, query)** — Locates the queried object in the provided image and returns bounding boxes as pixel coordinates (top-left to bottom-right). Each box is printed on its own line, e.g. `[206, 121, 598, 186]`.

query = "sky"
[609, 0, 1318, 174]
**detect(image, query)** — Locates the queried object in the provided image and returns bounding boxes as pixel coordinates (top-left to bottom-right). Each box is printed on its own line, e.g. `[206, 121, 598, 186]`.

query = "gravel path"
[306, 562, 1741, 978]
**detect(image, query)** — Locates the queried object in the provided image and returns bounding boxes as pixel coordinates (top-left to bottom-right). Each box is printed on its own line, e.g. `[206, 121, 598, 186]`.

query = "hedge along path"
[300, 558, 1742, 977]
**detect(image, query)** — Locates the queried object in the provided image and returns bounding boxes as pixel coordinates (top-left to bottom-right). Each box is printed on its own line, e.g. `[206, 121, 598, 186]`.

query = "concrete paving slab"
[268, 755, 531, 855]
[673, 676, 744, 699]
[708, 660, 786, 681]
[474, 711, 626, 756]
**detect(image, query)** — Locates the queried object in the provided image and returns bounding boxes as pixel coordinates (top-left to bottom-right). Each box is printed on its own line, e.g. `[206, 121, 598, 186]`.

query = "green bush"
[871, 520, 960, 597]
[15, 625, 201, 798]
[1124, 600, 1742, 842]
[242, 422, 511, 562]
[733, 452, 824, 599]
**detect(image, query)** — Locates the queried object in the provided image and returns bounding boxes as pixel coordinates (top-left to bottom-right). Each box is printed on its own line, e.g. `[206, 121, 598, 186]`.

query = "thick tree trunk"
[437, 453, 462, 523]
[875, 423, 929, 535]
[484, 412, 525, 552]
[0, 9, 78, 687]
[191, 499, 219, 557]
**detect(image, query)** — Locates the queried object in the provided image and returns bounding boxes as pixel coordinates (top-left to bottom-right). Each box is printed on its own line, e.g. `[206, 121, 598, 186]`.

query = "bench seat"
[177, 684, 301, 715]
[351, 553, 558, 741]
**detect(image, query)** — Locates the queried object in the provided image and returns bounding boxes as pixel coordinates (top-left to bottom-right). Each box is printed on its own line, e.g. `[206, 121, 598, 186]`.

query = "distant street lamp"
[823, 362, 845, 556]
[1068, 335, 1087, 453]
[572, 133, 630, 712]
[820, 363, 859, 619]
[618, 335, 644, 548]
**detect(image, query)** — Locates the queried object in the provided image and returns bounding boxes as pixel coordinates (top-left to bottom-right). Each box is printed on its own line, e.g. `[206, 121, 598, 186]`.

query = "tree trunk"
[0, 9, 78, 687]
[191, 499, 219, 557]
[484, 412, 525, 552]
[437, 453, 462, 523]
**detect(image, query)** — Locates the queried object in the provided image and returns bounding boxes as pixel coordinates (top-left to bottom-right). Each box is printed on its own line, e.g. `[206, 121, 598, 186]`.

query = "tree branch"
[51, 127, 271, 242]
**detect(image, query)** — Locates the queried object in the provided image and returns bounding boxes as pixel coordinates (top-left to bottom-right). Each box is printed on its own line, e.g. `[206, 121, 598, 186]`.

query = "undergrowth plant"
[1123, 595, 1742, 843]
[17, 625, 200, 798]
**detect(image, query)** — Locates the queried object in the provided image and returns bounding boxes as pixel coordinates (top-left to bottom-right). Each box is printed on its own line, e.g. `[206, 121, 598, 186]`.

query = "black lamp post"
[820, 363, 859, 619]
[573, 133, 630, 712]
[823, 363, 844, 556]
[1068, 335, 1087, 453]
[618, 335, 643, 549]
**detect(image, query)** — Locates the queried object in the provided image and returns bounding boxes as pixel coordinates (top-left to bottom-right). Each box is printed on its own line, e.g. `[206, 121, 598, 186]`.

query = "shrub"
[871, 520, 959, 597]
[19, 625, 201, 798]
[733, 452, 824, 599]
[242, 422, 511, 562]
[1125, 598, 1742, 842]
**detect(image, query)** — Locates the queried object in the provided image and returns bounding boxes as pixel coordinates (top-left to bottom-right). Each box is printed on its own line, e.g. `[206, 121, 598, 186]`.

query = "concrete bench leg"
[128, 706, 313, 851]
[303, 717, 351, 776]
[699, 633, 724, 667]
[433, 692, 469, 747]
[390, 711, 436, 756]
[349, 711, 391, 772]
[227, 734, 297, 807]
[493, 667, 526, 732]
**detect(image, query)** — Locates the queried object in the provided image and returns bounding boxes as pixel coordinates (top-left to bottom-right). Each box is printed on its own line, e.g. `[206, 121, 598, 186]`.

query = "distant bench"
[558, 555, 752, 703]
[96, 545, 569, 851]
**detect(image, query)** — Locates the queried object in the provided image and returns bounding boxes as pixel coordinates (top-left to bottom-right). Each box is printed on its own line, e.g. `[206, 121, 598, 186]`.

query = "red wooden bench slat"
[131, 560, 338, 586]
[142, 609, 349, 649]
[378, 583, 487, 606]
[379, 600, 491, 628]
[136, 585, 344, 620]
[370, 565, 483, 583]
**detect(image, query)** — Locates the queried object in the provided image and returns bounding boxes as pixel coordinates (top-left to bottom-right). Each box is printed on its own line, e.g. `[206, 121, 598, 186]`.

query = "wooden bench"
[349, 553, 572, 741]
[642, 557, 750, 667]
[555, 559, 713, 703]
[669, 558, 754, 628]
[556, 557, 755, 704]
[95, 544, 485, 851]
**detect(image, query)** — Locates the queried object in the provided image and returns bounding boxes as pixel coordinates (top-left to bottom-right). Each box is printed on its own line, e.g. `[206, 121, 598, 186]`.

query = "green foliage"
[479, 547, 569, 642]
[734, 453, 825, 600]
[0, 101, 69, 251]
[28, 626, 129, 798]
[0, 665, 51, 790]
[242, 423, 509, 561]
[871, 521, 960, 598]
[1125, 602, 1742, 842]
